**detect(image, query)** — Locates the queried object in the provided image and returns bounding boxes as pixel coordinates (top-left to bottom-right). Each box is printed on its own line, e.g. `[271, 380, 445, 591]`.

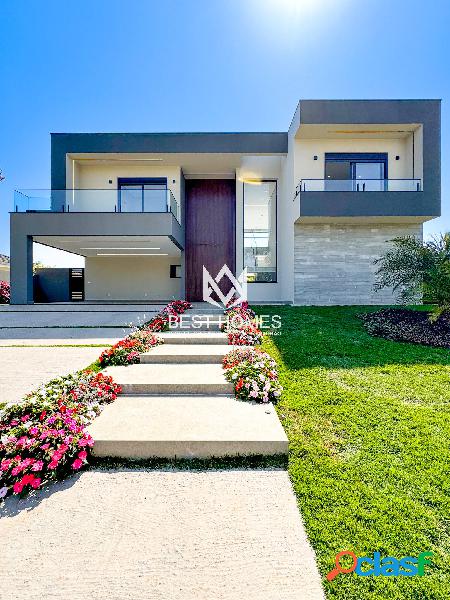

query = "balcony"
[298, 179, 422, 193]
[295, 178, 436, 221]
[13, 188, 180, 223]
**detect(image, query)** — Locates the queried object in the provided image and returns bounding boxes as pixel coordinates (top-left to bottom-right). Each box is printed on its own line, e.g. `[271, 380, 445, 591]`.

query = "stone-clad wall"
[294, 223, 422, 305]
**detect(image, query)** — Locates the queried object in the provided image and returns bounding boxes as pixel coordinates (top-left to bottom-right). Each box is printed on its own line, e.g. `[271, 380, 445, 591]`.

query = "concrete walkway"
[90, 309, 288, 459]
[0, 469, 325, 600]
[0, 346, 106, 404]
[0, 304, 325, 598]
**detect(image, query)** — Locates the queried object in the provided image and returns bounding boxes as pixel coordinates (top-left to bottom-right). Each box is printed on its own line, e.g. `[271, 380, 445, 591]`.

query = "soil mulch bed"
[359, 308, 450, 349]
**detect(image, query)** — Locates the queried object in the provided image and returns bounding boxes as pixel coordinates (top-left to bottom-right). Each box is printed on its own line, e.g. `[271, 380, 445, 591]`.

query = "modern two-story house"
[10, 99, 441, 305]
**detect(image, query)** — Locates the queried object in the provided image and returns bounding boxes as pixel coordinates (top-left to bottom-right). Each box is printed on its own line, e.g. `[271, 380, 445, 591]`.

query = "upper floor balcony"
[13, 188, 180, 223]
[299, 178, 422, 193]
[295, 177, 438, 221]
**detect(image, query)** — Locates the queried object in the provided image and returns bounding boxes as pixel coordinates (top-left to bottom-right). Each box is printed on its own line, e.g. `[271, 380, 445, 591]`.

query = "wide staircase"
[89, 303, 288, 459]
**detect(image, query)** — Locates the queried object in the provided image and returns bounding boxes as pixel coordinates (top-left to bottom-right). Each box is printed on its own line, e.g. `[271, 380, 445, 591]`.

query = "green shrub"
[374, 233, 450, 319]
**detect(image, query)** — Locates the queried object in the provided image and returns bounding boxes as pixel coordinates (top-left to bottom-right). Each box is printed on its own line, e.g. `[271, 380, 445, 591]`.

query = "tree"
[374, 233, 450, 319]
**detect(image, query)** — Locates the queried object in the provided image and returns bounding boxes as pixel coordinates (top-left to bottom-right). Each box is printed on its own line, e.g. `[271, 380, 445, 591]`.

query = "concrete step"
[170, 317, 222, 332]
[159, 331, 228, 345]
[89, 395, 288, 459]
[140, 344, 228, 364]
[102, 363, 233, 395]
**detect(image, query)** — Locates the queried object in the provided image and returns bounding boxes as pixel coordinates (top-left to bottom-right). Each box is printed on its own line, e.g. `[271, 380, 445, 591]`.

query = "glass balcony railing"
[298, 179, 422, 193]
[13, 189, 180, 222]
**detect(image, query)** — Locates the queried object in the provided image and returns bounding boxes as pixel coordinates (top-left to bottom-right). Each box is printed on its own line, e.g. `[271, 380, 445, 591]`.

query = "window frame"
[325, 152, 388, 179]
[242, 178, 278, 284]
[117, 177, 168, 212]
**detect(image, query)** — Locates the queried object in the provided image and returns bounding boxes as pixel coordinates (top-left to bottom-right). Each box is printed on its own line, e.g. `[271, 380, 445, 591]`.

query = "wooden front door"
[185, 179, 236, 302]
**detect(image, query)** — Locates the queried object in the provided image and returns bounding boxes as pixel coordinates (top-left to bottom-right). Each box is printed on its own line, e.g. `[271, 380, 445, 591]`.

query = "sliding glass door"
[118, 178, 167, 212]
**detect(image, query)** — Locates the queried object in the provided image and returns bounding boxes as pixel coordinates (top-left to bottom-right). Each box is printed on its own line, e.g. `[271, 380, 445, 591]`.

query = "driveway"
[0, 304, 173, 402]
[0, 346, 106, 404]
[0, 303, 164, 328]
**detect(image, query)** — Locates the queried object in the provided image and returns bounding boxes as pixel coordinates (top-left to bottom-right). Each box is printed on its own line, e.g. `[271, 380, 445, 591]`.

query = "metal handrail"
[296, 178, 422, 195]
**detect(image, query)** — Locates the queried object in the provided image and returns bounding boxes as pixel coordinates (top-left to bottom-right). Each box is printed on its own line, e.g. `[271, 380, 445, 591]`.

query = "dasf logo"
[203, 265, 247, 308]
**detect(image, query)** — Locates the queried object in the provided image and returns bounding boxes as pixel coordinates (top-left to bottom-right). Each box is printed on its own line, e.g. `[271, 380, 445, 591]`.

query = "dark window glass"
[118, 178, 167, 212]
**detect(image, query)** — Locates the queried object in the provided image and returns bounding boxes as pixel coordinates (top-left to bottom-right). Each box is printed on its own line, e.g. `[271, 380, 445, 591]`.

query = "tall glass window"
[243, 180, 277, 282]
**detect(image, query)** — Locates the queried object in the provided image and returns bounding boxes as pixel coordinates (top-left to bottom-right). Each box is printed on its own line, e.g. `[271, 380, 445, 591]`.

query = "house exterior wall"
[9, 100, 441, 305]
[294, 137, 414, 181]
[85, 256, 180, 301]
[69, 163, 182, 217]
[294, 223, 422, 305]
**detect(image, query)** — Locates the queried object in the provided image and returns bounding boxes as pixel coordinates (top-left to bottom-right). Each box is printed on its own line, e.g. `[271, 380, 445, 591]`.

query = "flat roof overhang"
[11, 211, 184, 251]
[52, 133, 288, 188]
[33, 235, 181, 258]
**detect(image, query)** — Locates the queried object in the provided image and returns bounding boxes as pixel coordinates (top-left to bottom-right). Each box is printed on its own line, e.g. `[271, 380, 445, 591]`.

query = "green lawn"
[254, 305, 449, 600]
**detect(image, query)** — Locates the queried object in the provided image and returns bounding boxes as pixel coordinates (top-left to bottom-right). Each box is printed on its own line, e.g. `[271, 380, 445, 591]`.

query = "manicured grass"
[254, 305, 449, 600]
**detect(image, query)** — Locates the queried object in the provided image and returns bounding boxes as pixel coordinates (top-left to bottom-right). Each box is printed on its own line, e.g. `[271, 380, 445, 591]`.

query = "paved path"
[0, 303, 325, 598]
[0, 346, 105, 404]
[0, 469, 325, 600]
[0, 327, 130, 344]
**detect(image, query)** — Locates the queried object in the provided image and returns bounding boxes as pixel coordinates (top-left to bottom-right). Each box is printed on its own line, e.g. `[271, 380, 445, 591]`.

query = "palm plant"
[374, 233, 450, 320]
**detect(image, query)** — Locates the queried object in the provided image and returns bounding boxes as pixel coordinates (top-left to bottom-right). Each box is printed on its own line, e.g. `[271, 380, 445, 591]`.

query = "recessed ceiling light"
[80, 247, 161, 250]
[96, 253, 169, 256]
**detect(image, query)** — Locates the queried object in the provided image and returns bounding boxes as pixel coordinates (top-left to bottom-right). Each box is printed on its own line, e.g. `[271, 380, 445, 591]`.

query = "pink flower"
[11, 466, 22, 476]
[72, 458, 83, 470]
[48, 461, 59, 470]
[30, 478, 41, 490]
[13, 481, 24, 494]
[0, 459, 11, 471]
[40, 443, 50, 450]
[29, 426, 39, 436]
[32, 461, 44, 471]
[78, 450, 87, 460]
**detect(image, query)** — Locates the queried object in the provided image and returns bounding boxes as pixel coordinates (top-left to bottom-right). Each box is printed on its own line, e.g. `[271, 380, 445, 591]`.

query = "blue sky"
[0, 0, 449, 264]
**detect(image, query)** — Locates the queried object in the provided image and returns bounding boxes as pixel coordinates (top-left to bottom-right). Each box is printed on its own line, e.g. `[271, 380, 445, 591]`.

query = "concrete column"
[180, 250, 186, 300]
[10, 232, 33, 304]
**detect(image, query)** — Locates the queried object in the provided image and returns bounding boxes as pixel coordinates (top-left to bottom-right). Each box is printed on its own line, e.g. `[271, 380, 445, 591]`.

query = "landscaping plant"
[222, 301, 263, 345]
[0, 280, 10, 304]
[223, 347, 282, 403]
[99, 330, 162, 367]
[0, 371, 121, 499]
[141, 299, 192, 332]
[98, 300, 192, 366]
[374, 232, 450, 319]
[0, 299, 191, 500]
[359, 307, 450, 348]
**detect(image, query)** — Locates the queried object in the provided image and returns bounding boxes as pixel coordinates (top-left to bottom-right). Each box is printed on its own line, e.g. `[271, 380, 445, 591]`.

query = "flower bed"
[98, 300, 192, 366]
[141, 300, 192, 332]
[1, 299, 191, 500]
[0, 371, 121, 499]
[222, 301, 262, 345]
[99, 330, 162, 367]
[223, 347, 282, 403]
[0, 280, 10, 304]
[359, 307, 450, 348]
